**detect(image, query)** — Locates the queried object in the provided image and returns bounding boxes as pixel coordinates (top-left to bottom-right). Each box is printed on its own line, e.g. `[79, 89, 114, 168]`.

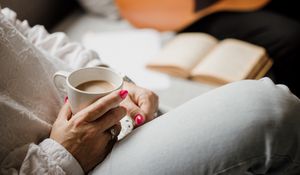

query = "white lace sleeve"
[22, 139, 84, 175]
[1, 7, 106, 69]
[1, 139, 84, 175]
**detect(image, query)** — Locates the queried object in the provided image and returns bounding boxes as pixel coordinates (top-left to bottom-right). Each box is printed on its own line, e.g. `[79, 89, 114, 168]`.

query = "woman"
[1, 7, 300, 175]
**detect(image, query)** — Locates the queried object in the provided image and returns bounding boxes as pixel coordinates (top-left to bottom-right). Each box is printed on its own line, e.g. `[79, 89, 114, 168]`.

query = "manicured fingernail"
[64, 96, 68, 103]
[134, 114, 145, 126]
[119, 90, 128, 99]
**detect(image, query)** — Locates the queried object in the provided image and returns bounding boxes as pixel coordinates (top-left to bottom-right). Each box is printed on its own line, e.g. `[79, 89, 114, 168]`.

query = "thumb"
[57, 100, 72, 121]
[121, 97, 146, 126]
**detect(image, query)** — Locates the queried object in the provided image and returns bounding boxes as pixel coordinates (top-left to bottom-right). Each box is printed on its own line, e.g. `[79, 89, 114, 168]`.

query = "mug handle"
[53, 71, 70, 94]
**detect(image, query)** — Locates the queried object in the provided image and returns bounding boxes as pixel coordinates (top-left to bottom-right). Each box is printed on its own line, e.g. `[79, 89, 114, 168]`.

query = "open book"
[146, 33, 272, 85]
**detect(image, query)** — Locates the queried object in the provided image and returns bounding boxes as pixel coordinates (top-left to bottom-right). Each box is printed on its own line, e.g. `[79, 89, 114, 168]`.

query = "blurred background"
[1, 0, 299, 111]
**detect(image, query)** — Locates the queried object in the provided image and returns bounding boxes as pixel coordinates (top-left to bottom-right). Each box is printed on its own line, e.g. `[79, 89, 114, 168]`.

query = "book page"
[147, 33, 218, 75]
[191, 39, 266, 84]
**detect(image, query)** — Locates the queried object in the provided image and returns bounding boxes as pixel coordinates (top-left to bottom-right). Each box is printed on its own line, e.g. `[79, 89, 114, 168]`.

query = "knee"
[229, 78, 300, 126]
[230, 79, 300, 160]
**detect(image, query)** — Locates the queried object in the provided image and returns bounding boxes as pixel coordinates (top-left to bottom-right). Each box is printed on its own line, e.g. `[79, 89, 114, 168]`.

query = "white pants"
[91, 78, 300, 175]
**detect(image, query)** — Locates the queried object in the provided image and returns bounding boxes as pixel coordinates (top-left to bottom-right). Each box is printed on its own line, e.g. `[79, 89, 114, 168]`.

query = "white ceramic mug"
[53, 67, 123, 114]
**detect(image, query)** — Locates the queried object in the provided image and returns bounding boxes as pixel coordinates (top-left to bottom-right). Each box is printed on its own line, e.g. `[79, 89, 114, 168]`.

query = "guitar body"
[116, 0, 270, 31]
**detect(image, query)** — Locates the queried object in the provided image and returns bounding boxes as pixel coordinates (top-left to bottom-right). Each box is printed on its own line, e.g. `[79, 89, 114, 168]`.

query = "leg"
[91, 78, 300, 175]
[181, 10, 300, 97]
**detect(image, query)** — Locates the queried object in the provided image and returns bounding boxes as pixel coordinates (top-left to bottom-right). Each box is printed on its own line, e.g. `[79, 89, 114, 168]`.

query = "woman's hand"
[50, 90, 128, 173]
[121, 82, 159, 127]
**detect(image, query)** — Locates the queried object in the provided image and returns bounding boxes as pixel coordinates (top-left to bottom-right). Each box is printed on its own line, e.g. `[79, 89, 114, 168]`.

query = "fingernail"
[134, 114, 145, 126]
[119, 90, 128, 99]
[64, 96, 68, 103]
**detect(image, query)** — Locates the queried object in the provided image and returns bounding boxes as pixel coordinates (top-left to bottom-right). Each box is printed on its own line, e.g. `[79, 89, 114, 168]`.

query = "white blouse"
[0, 7, 105, 174]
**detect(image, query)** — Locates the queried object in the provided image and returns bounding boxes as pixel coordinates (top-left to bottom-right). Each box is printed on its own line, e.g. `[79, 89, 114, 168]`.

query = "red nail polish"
[119, 90, 128, 99]
[134, 114, 145, 126]
[64, 96, 68, 103]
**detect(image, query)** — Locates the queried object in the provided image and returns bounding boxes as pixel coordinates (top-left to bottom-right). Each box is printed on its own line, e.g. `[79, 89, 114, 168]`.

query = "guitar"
[116, 0, 270, 31]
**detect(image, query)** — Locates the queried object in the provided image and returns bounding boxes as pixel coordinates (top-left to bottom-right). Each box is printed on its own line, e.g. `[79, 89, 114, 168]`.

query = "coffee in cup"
[53, 67, 123, 113]
[76, 80, 116, 93]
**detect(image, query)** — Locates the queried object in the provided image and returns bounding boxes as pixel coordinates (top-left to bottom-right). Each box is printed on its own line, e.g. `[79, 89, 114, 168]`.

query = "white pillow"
[78, 0, 120, 20]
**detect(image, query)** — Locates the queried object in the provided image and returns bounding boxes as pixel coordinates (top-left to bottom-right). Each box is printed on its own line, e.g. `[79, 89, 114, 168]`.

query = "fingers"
[138, 93, 159, 120]
[109, 123, 121, 141]
[138, 90, 159, 120]
[57, 101, 72, 122]
[112, 123, 122, 135]
[75, 90, 128, 122]
[121, 96, 146, 126]
[121, 88, 159, 127]
[93, 107, 126, 132]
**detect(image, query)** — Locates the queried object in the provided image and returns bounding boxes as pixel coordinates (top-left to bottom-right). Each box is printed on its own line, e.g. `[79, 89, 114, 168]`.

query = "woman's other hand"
[50, 90, 128, 173]
[121, 82, 159, 127]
